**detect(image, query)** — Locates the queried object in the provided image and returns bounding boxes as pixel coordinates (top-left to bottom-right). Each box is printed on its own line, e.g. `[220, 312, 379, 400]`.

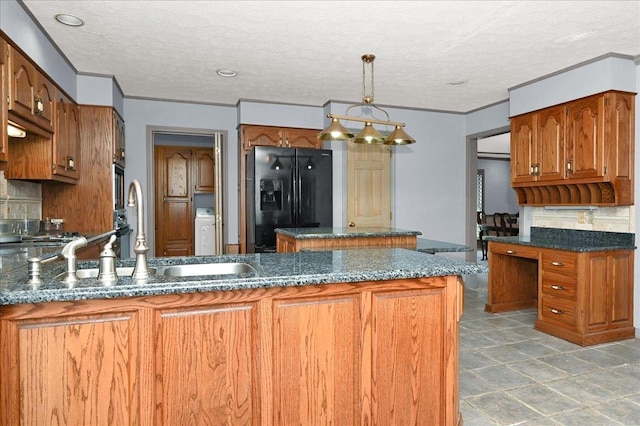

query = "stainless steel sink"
[160, 262, 256, 277]
[74, 266, 157, 279]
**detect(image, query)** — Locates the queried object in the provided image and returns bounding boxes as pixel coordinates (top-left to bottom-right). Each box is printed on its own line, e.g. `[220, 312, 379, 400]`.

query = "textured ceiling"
[21, 0, 640, 113]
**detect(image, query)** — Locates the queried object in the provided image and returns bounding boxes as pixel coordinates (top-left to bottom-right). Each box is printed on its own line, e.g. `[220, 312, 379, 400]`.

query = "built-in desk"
[275, 227, 421, 253]
[485, 227, 635, 346]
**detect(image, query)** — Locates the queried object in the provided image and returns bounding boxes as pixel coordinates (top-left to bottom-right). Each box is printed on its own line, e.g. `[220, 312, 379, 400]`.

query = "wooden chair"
[494, 212, 515, 236]
[477, 210, 488, 260]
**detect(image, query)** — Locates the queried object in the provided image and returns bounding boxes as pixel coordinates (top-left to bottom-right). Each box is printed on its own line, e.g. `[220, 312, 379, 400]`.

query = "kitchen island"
[275, 226, 421, 252]
[0, 247, 486, 425]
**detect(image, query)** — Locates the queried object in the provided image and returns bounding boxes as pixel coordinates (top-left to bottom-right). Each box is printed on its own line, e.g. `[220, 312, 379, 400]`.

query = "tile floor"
[459, 253, 640, 425]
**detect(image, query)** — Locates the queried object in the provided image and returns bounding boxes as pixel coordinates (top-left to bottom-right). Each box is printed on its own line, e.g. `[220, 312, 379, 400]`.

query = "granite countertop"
[415, 238, 472, 254]
[274, 227, 422, 239]
[0, 248, 488, 306]
[483, 227, 635, 252]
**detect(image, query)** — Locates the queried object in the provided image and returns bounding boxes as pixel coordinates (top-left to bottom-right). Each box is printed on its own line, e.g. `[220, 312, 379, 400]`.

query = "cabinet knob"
[34, 96, 44, 115]
[550, 261, 564, 267]
[550, 284, 566, 291]
[549, 308, 563, 315]
[505, 250, 516, 254]
[348, 222, 355, 227]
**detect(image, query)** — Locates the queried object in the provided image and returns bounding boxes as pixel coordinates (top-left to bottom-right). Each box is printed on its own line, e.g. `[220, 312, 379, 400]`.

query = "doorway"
[146, 127, 224, 257]
[346, 141, 392, 228]
[465, 127, 510, 262]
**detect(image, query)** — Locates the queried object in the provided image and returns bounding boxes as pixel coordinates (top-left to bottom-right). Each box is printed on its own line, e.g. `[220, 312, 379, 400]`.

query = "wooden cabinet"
[194, 148, 214, 192]
[0, 301, 142, 425]
[113, 110, 126, 167]
[7, 46, 55, 133]
[42, 106, 118, 234]
[488, 241, 635, 345]
[241, 125, 321, 150]
[0, 39, 7, 162]
[4, 45, 80, 184]
[276, 231, 418, 253]
[511, 105, 565, 184]
[565, 94, 605, 180]
[0, 275, 462, 425]
[510, 91, 634, 206]
[52, 92, 80, 181]
[238, 124, 322, 253]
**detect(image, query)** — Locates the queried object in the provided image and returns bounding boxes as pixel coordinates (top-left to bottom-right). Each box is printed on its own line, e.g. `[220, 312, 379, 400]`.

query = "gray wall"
[477, 158, 518, 215]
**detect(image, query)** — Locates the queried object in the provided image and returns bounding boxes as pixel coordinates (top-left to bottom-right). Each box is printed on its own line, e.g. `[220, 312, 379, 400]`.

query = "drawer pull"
[550, 285, 566, 291]
[551, 261, 565, 267]
[505, 250, 516, 254]
[550, 308, 563, 315]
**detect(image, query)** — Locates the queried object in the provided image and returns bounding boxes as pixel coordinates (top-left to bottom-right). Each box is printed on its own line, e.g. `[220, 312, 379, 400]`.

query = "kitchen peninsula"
[275, 226, 421, 252]
[485, 227, 635, 346]
[0, 247, 486, 425]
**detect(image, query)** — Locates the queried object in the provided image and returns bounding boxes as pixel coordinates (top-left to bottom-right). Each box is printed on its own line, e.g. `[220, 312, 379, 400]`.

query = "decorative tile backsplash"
[531, 206, 634, 233]
[0, 171, 42, 220]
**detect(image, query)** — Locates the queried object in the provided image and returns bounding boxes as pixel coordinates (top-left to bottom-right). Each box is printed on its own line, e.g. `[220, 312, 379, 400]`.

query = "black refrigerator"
[246, 146, 333, 253]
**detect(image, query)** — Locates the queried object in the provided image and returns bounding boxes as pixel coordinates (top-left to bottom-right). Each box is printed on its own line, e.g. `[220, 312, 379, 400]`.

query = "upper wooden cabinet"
[8, 46, 55, 133]
[511, 105, 565, 184]
[3, 39, 81, 183]
[194, 148, 214, 193]
[52, 92, 80, 180]
[510, 91, 635, 206]
[241, 125, 322, 150]
[113, 110, 126, 167]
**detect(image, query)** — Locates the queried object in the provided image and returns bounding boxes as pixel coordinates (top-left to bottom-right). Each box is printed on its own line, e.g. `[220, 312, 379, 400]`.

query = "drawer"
[540, 295, 577, 328]
[489, 243, 538, 259]
[541, 271, 576, 299]
[541, 250, 577, 276]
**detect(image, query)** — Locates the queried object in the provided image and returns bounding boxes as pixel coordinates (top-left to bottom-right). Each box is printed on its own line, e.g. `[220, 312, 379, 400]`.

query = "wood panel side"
[42, 105, 113, 233]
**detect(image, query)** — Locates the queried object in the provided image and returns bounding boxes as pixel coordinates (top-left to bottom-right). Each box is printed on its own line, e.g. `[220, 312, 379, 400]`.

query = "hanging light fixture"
[318, 54, 415, 146]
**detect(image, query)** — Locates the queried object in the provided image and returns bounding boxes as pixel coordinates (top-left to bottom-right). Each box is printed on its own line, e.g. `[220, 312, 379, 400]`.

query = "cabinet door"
[536, 105, 565, 181]
[33, 71, 55, 132]
[242, 125, 281, 150]
[566, 94, 605, 180]
[283, 128, 321, 149]
[585, 251, 633, 331]
[510, 113, 537, 184]
[113, 110, 126, 167]
[8, 46, 35, 120]
[194, 148, 215, 192]
[155, 146, 194, 256]
[0, 311, 140, 425]
[0, 39, 8, 162]
[271, 294, 360, 424]
[156, 303, 258, 424]
[53, 93, 79, 180]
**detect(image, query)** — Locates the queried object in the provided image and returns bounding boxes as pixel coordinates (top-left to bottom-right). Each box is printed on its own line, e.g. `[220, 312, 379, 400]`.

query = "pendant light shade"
[319, 54, 416, 147]
[352, 122, 385, 144]
[385, 125, 415, 145]
[318, 117, 354, 141]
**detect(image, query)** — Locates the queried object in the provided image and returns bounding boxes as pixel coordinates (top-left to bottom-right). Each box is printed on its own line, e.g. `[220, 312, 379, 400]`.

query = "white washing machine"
[194, 207, 216, 255]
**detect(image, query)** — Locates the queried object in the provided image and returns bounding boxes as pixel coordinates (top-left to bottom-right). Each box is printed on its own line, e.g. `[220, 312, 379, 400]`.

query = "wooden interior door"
[155, 146, 194, 256]
[347, 142, 392, 228]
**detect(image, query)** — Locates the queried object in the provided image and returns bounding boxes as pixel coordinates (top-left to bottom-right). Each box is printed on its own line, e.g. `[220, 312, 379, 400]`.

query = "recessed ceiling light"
[216, 69, 237, 77]
[55, 13, 84, 27]
[447, 80, 467, 87]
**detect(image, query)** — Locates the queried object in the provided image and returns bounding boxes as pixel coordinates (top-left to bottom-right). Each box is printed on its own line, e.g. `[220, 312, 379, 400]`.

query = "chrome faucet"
[128, 179, 150, 282]
[60, 236, 88, 285]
